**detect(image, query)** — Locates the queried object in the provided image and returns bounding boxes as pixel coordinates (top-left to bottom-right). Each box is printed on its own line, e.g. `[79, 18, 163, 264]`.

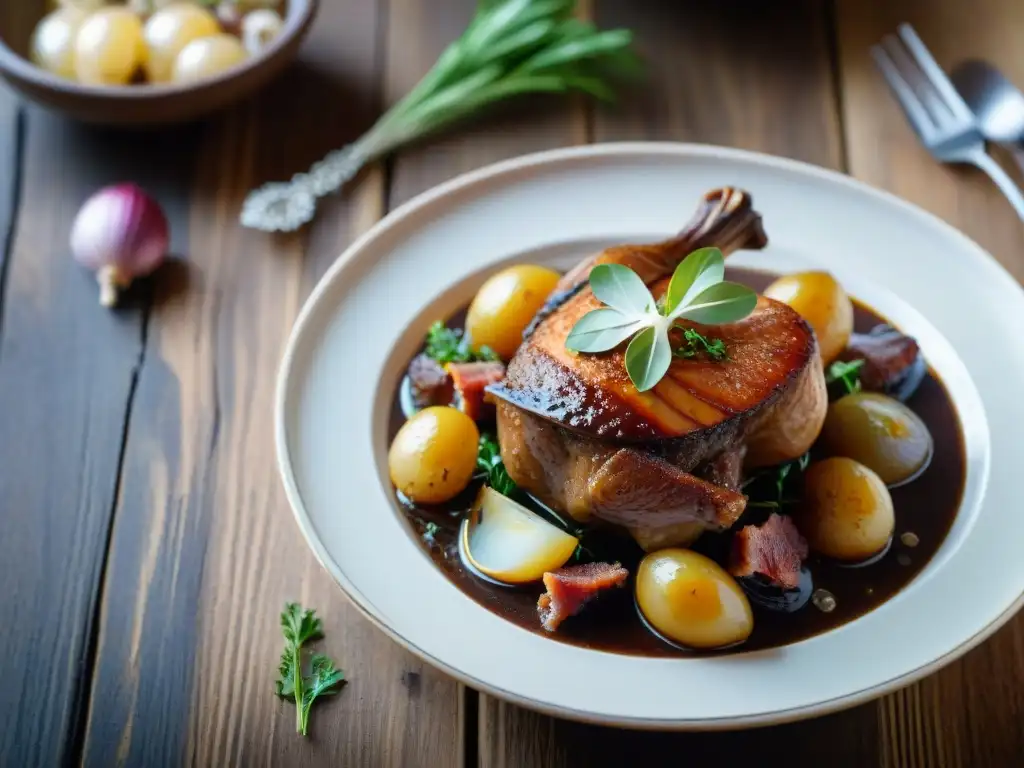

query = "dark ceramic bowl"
[0, 0, 317, 126]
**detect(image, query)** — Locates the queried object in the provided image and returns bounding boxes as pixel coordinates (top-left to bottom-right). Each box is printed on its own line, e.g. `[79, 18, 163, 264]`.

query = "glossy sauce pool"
[387, 268, 966, 656]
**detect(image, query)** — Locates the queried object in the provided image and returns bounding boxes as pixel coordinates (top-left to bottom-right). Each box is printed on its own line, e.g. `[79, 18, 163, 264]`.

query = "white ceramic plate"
[276, 143, 1024, 729]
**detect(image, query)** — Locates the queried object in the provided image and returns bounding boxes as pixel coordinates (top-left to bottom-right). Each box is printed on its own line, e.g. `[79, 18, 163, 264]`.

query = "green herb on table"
[476, 433, 517, 496]
[242, 0, 642, 232]
[275, 603, 346, 737]
[564, 248, 757, 391]
[673, 327, 728, 361]
[825, 358, 865, 395]
[425, 321, 500, 364]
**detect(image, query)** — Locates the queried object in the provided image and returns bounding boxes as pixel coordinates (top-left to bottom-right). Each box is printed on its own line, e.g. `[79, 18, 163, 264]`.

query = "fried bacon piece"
[728, 513, 808, 590]
[537, 561, 629, 632]
[407, 354, 453, 409]
[448, 361, 506, 421]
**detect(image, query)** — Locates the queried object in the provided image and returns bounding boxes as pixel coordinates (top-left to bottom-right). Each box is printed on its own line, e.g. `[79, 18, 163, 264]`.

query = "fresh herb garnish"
[743, 452, 810, 510]
[564, 248, 757, 391]
[275, 603, 346, 736]
[572, 533, 597, 562]
[825, 358, 865, 395]
[476, 433, 518, 496]
[425, 321, 500, 364]
[673, 327, 728, 361]
[423, 521, 441, 541]
[242, 0, 642, 232]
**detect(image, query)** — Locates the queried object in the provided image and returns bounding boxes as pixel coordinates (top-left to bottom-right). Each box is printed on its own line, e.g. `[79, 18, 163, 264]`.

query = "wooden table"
[3, 1, 1023, 766]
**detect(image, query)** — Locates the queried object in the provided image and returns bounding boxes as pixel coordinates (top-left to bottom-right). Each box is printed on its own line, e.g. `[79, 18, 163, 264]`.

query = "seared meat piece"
[729, 513, 808, 590]
[407, 354, 453, 409]
[487, 188, 828, 548]
[837, 324, 926, 402]
[696, 445, 746, 491]
[448, 361, 505, 421]
[537, 561, 629, 632]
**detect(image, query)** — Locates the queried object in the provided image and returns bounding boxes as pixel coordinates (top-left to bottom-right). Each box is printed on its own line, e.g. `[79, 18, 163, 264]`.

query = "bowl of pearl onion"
[0, 0, 317, 126]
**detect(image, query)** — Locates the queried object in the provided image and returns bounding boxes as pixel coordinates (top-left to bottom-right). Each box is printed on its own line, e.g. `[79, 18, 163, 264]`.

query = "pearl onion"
[241, 9, 284, 55]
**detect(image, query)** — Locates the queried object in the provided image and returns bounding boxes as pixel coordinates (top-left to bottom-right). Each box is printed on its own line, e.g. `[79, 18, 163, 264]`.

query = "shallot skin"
[71, 183, 169, 307]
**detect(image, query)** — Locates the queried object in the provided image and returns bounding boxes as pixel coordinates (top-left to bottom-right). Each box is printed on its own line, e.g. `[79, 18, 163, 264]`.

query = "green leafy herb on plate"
[673, 327, 728, 361]
[564, 248, 757, 391]
[275, 603, 346, 737]
[744, 452, 810, 511]
[425, 320, 501, 364]
[825, 358, 865, 395]
[476, 433, 517, 496]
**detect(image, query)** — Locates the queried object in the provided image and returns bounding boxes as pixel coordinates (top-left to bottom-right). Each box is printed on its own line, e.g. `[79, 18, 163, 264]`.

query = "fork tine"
[871, 44, 936, 143]
[896, 23, 975, 123]
[880, 34, 953, 126]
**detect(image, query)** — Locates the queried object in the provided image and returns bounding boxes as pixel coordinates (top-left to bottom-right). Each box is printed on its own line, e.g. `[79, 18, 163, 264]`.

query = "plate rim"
[275, 141, 1024, 730]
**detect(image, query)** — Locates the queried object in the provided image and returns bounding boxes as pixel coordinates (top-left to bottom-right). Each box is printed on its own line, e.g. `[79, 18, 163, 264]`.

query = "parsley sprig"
[743, 452, 810, 511]
[564, 248, 756, 391]
[425, 321, 501, 364]
[275, 604, 346, 737]
[673, 327, 728, 361]
[825, 358, 865, 395]
[476, 433, 518, 496]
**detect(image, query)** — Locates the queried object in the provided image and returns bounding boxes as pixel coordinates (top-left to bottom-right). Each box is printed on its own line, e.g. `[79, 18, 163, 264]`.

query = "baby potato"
[763, 271, 853, 365]
[636, 548, 753, 650]
[798, 457, 894, 563]
[821, 392, 933, 486]
[466, 264, 560, 359]
[389, 406, 479, 504]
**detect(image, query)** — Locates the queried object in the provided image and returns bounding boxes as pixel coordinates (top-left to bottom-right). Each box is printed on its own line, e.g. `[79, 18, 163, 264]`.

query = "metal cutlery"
[871, 23, 1024, 220]
[951, 59, 1024, 177]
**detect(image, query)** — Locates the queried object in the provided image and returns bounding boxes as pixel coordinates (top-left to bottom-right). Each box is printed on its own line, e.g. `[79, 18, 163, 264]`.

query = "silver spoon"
[951, 59, 1024, 175]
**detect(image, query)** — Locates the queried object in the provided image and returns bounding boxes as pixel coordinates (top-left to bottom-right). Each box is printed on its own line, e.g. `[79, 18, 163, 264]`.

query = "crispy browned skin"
[494, 293, 815, 442]
[488, 188, 828, 545]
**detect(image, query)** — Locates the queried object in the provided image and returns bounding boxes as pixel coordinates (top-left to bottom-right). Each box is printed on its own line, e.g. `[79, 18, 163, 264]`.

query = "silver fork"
[872, 23, 1024, 220]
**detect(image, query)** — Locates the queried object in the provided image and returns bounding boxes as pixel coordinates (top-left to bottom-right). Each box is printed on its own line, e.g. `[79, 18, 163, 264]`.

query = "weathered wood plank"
[837, 0, 1024, 282]
[836, 2, 1024, 766]
[0, 85, 21, 304]
[80, 3, 464, 767]
[478, 3, 881, 766]
[0, 106, 196, 764]
[592, 0, 843, 166]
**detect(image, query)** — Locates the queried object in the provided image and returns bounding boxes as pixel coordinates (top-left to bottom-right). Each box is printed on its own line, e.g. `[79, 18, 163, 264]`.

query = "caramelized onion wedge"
[460, 487, 578, 585]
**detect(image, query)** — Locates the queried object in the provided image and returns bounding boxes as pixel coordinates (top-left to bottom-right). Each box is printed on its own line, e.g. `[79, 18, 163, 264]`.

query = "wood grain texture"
[478, 3, 882, 767]
[385, 0, 586, 209]
[837, 0, 1024, 280]
[592, 0, 843, 167]
[79, 3, 463, 767]
[0, 85, 20, 296]
[836, 1, 1024, 766]
[0, 102, 197, 766]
